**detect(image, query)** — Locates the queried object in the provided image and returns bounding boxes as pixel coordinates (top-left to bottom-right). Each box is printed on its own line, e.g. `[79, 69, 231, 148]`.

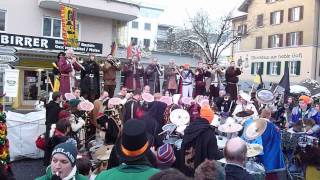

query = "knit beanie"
[69, 99, 81, 107]
[52, 142, 77, 166]
[156, 144, 176, 167]
[200, 105, 214, 123]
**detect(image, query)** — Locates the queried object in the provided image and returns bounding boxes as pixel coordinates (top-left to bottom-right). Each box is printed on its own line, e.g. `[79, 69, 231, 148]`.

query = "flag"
[255, 65, 264, 90]
[110, 41, 117, 56]
[60, 4, 78, 47]
[278, 62, 290, 94]
[127, 42, 132, 59]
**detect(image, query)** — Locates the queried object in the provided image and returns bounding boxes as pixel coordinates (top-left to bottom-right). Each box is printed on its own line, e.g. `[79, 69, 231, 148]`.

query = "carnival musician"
[123, 55, 144, 92]
[58, 49, 82, 98]
[232, 92, 258, 119]
[181, 64, 194, 97]
[145, 58, 163, 94]
[80, 53, 100, 102]
[194, 63, 206, 96]
[225, 61, 242, 100]
[68, 99, 86, 145]
[290, 95, 320, 136]
[208, 63, 224, 101]
[101, 54, 121, 98]
[163, 60, 179, 95]
[218, 93, 233, 117]
[92, 91, 109, 138]
[123, 89, 144, 122]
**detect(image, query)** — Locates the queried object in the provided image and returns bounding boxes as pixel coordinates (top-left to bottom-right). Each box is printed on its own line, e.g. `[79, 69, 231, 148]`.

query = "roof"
[238, 0, 252, 12]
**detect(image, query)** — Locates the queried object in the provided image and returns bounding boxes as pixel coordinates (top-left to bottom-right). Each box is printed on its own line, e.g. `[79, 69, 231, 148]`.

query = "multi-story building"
[0, 0, 139, 108]
[126, 3, 164, 51]
[232, 0, 320, 85]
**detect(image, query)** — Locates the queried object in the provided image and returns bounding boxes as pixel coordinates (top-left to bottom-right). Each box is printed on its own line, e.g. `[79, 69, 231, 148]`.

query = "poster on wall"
[60, 4, 78, 47]
[4, 69, 19, 97]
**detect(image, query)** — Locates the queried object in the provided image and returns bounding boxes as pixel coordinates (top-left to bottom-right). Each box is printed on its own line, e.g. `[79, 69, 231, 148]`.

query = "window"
[286, 61, 301, 75]
[235, 40, 241, 52]
[143, 39, 150, 49]
[266, 0, 277, 3]
[0, 10, 6, 31]
[251, 62, 264, 75]
[286, 31, 303, 46]
[256, 14, 264, 27]
[289, 6, 303, 22]
[255, 36, 263, 49]
[237, 24, 247, 35]
[144, 23, 151, 31]
[43, 17, 61, 38]
[132, 21, 138, 29]
[267, 61, 281, 75]
[268, 34, 283, 48]
[270, 11, 283, 25]
[131, 37, 138, 45]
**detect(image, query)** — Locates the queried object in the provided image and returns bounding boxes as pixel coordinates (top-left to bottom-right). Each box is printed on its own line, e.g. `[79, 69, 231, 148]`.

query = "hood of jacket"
[183, 118, 212, 145]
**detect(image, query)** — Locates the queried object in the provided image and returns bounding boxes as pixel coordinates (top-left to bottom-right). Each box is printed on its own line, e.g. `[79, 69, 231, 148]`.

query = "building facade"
[232, 0, 320, 85]
[0, 0, 139, 108]
[126, 3, 164, 51]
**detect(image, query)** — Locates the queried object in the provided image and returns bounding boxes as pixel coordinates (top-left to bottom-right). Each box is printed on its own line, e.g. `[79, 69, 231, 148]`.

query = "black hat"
[116, 119, 150, 161]
[235, 110, 254, 118]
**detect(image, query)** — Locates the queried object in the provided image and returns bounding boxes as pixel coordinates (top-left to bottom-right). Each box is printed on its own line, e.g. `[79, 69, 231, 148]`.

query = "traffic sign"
[0, 46, 17, 54]
[0, 54, 19, 63]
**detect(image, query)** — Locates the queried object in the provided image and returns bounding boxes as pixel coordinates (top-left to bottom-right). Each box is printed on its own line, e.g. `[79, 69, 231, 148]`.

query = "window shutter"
[268, 35, 272, 48]
[267, 62, 271, 75]
[279, 34, 283, 47]
[285, 61, 289, 74]
[300, 6, 304, 20]
[280, 10, 284, 23]
[251, 63, 255, 75]
[298, 31, 303, 45]
[260, 62, 264, 75]
[286, 33, 290, 46]
[296, 61, 301, 75]
[277, 61, 281, 75]
[288, 8, 292, 21]
[244, 25, 247, 34]
[270, 12, 273, 25]
[237, 25, 242, 34]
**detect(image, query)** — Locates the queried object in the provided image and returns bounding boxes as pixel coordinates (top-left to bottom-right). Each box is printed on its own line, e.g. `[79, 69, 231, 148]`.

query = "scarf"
[62, 166, 77, 180]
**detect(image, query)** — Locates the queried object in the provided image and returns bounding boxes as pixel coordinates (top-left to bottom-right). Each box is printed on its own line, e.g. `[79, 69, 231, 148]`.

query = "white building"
[0, 0, 139, 108]
[126, 3, 164, 51]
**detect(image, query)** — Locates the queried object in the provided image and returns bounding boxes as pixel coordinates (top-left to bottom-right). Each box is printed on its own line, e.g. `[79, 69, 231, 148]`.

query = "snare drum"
[281, 129, 304, 152]
[298, 135, 319, 147]
[174, 139, 183, 150]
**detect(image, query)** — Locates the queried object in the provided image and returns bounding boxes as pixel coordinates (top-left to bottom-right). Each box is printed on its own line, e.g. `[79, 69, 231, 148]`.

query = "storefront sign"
[0, 33, 103, 54]
[0, 54, 19, 63]
[0, 46, 17, 54]
[4, 69, 19, 97]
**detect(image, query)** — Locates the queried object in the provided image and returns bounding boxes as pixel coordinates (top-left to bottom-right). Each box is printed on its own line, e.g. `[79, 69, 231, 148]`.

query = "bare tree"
[164, 10, 253, 64]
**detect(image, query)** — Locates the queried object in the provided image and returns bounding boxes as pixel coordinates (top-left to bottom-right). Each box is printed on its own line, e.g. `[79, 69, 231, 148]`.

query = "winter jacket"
[35, 166, 87, 180]
[225, 164, 254, 180]
[45, 101, 61, 126]
[96, 163, 159, 180]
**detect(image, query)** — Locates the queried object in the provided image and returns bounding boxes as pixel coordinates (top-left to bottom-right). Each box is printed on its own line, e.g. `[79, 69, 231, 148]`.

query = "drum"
[281, 129, 303, 152]
[245, 161, 266, 180]
[174, 139, 183, 150]
[256, 89, 275, 104]
[163, 135, 180, 145]
[298, 135, 319, 148]
[217, 136, 227, 149]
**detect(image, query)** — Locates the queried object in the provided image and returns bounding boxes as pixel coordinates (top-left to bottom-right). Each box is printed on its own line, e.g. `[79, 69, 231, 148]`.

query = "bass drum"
[256, 89, 275, 104]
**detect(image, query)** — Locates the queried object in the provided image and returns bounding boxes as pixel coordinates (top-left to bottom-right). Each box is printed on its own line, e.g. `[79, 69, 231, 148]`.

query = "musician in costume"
[80, 54, 100, 102]
[58, 49, 82, 98]
[181, 64, 194, 97]
[101, 54, 121, 98]
[194, 64, 206, 96]
[163, 94, 182, 125]
[92, 91, 109, 137]
[179, 105, 223, 176]
[52, 52, 64, 92]
[145, 58, 163, 94]
[163, 60, 178, 95]
[123, 55, 144, 92]
[232, 92, 258, 120]
[225, 61, 242, 100]
[123, 89, 144, 122]
[217, 93, 233, 117]
[208, 63, 224, 101]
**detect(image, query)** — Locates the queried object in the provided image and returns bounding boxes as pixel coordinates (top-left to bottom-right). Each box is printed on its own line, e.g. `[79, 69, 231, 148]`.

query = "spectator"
[224, 137, 253, 180]
[76, 157, 91, 177]
[194, 159, 225, 180]
[149, 168, 190, 180]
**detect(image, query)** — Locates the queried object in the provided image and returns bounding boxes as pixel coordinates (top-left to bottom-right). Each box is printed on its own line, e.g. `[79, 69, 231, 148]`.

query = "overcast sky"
[140, 0, 244, 26]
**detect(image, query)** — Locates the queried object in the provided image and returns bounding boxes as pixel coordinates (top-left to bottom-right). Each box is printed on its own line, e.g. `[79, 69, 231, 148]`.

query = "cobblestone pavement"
[11, 158, 45, 180]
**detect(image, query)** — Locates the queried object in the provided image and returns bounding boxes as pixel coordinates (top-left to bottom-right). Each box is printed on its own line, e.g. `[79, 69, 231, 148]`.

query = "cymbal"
[247, 143, 263, 157]
[142, 93, 154, 103]
[244, 118, 267, 140]
[218, 123, 243, 133]
[108, 97, 122, 106]
[170, 109, 190, 126]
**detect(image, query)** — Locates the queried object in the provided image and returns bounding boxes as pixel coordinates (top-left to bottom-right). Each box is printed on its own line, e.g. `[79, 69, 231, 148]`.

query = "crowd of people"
[2, 48, 319, 180]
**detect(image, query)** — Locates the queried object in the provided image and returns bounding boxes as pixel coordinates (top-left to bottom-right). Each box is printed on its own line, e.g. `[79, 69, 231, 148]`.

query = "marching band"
[43, 49, 320, 180]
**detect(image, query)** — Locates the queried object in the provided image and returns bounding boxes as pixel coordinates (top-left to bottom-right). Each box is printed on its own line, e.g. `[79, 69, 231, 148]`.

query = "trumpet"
[155, 63, 164, 75]
[108, 58, 121, 68]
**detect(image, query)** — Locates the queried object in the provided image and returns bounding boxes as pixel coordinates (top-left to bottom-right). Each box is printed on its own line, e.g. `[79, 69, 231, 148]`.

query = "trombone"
[155, 63, 164, 76]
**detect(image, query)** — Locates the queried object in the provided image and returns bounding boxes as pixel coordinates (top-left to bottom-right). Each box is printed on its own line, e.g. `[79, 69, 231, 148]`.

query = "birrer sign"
[0, 32, 103, 54]
[0, 46, 17, 54]
[0, 54, 19, 63]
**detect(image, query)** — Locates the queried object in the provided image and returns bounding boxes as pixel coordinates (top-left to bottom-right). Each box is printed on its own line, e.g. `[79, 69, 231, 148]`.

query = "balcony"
[39, 0, 140, 21]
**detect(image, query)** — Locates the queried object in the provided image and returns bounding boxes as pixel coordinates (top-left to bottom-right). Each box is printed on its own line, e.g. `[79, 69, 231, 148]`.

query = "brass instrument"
[107, 58, 121, 68]
[155, 63, 164, 76]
